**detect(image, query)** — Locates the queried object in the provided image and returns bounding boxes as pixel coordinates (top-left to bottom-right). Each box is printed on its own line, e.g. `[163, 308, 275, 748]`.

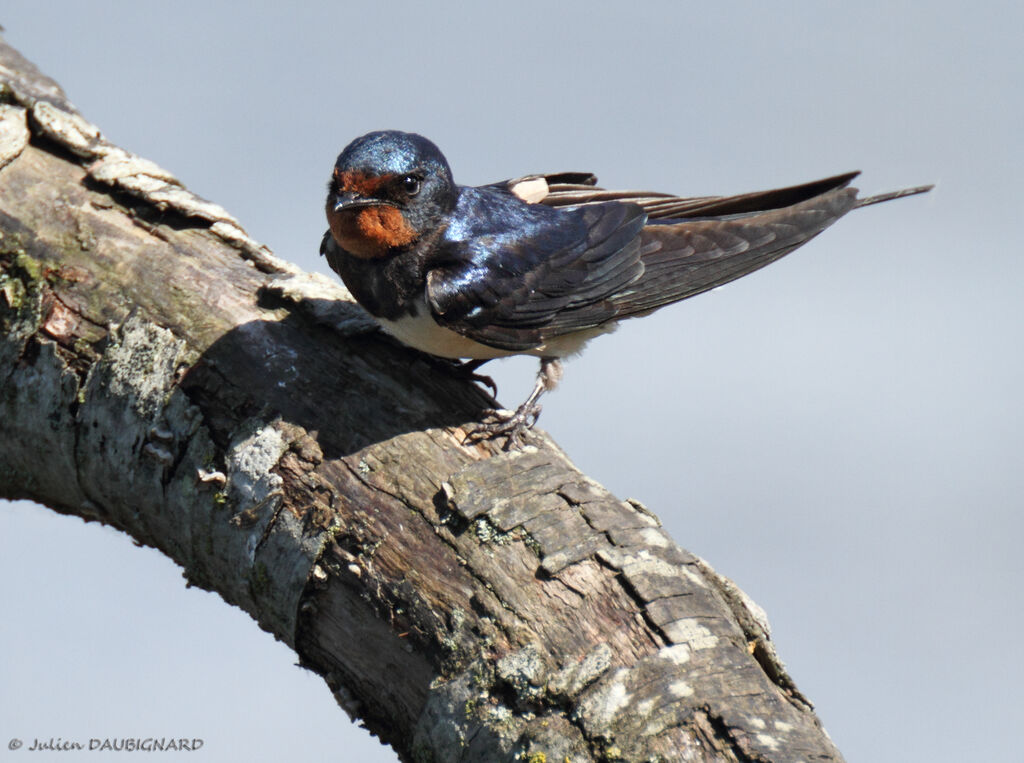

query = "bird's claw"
[463, 403, 542, 450]
[467, 371, 498, 399]
[443, 359, 499, 399]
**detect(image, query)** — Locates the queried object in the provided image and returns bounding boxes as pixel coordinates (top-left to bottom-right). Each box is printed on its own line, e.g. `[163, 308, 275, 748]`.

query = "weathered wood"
[0, 35, 844, 762]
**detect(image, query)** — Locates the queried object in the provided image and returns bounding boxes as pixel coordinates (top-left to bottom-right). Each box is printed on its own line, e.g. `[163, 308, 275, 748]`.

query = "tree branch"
[0, 35, 843, 762]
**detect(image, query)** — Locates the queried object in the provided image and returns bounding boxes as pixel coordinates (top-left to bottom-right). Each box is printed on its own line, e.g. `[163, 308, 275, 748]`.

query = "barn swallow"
[321, 130, 931, 447]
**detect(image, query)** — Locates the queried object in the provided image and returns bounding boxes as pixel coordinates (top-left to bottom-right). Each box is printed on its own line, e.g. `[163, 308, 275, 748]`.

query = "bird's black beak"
[332, 191, 393, 212]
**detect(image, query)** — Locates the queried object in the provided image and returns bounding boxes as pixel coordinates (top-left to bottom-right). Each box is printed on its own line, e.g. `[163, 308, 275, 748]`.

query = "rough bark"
[0, 36, 844, 762]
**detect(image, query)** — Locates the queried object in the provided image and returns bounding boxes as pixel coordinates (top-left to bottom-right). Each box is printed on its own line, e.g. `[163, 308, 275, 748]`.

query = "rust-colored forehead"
[333, 168, 396, 196]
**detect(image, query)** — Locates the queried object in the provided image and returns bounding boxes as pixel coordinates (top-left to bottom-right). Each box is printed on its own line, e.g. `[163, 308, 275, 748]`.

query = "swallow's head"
[326, 130, 457, 259]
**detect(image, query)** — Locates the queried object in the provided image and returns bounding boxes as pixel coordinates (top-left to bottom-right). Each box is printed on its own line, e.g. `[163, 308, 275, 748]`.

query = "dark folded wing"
[429, 173, 866, 349]
[426, 198, 647, 351]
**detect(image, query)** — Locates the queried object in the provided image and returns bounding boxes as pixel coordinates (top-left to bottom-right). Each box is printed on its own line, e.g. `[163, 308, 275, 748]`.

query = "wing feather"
[613, 188, 859, 316]
[501, 170, 861, 220]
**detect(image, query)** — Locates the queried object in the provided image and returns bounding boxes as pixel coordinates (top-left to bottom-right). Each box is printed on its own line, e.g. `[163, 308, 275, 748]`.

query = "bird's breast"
[376, 297, 618, 360]
[377, 308, 513, 360]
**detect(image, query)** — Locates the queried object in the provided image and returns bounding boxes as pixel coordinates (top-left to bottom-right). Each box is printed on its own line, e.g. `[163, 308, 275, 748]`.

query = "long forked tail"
[856, 183, 934, 208]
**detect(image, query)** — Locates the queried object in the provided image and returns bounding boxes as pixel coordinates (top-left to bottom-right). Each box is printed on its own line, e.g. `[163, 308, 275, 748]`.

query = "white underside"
[377, 296, 617, 360]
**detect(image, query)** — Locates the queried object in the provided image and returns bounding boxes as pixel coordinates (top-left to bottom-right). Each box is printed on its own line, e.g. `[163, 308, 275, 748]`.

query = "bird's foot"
[462, 357, 559, 450]
[463, 401, 542, 450]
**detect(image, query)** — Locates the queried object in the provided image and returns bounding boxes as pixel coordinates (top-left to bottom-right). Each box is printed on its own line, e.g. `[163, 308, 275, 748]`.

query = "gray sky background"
[1, 2, 1021, 761]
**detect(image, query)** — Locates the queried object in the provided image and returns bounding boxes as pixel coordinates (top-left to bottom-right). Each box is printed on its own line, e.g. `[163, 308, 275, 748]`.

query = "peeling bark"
[0, 36, 845, 762]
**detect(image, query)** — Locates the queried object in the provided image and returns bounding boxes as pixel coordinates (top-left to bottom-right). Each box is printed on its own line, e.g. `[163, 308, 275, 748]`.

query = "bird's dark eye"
[402, 174, 422, 196]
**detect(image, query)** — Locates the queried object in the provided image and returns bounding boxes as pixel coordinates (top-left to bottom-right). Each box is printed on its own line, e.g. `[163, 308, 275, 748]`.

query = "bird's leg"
[465, 357, 563, 449]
